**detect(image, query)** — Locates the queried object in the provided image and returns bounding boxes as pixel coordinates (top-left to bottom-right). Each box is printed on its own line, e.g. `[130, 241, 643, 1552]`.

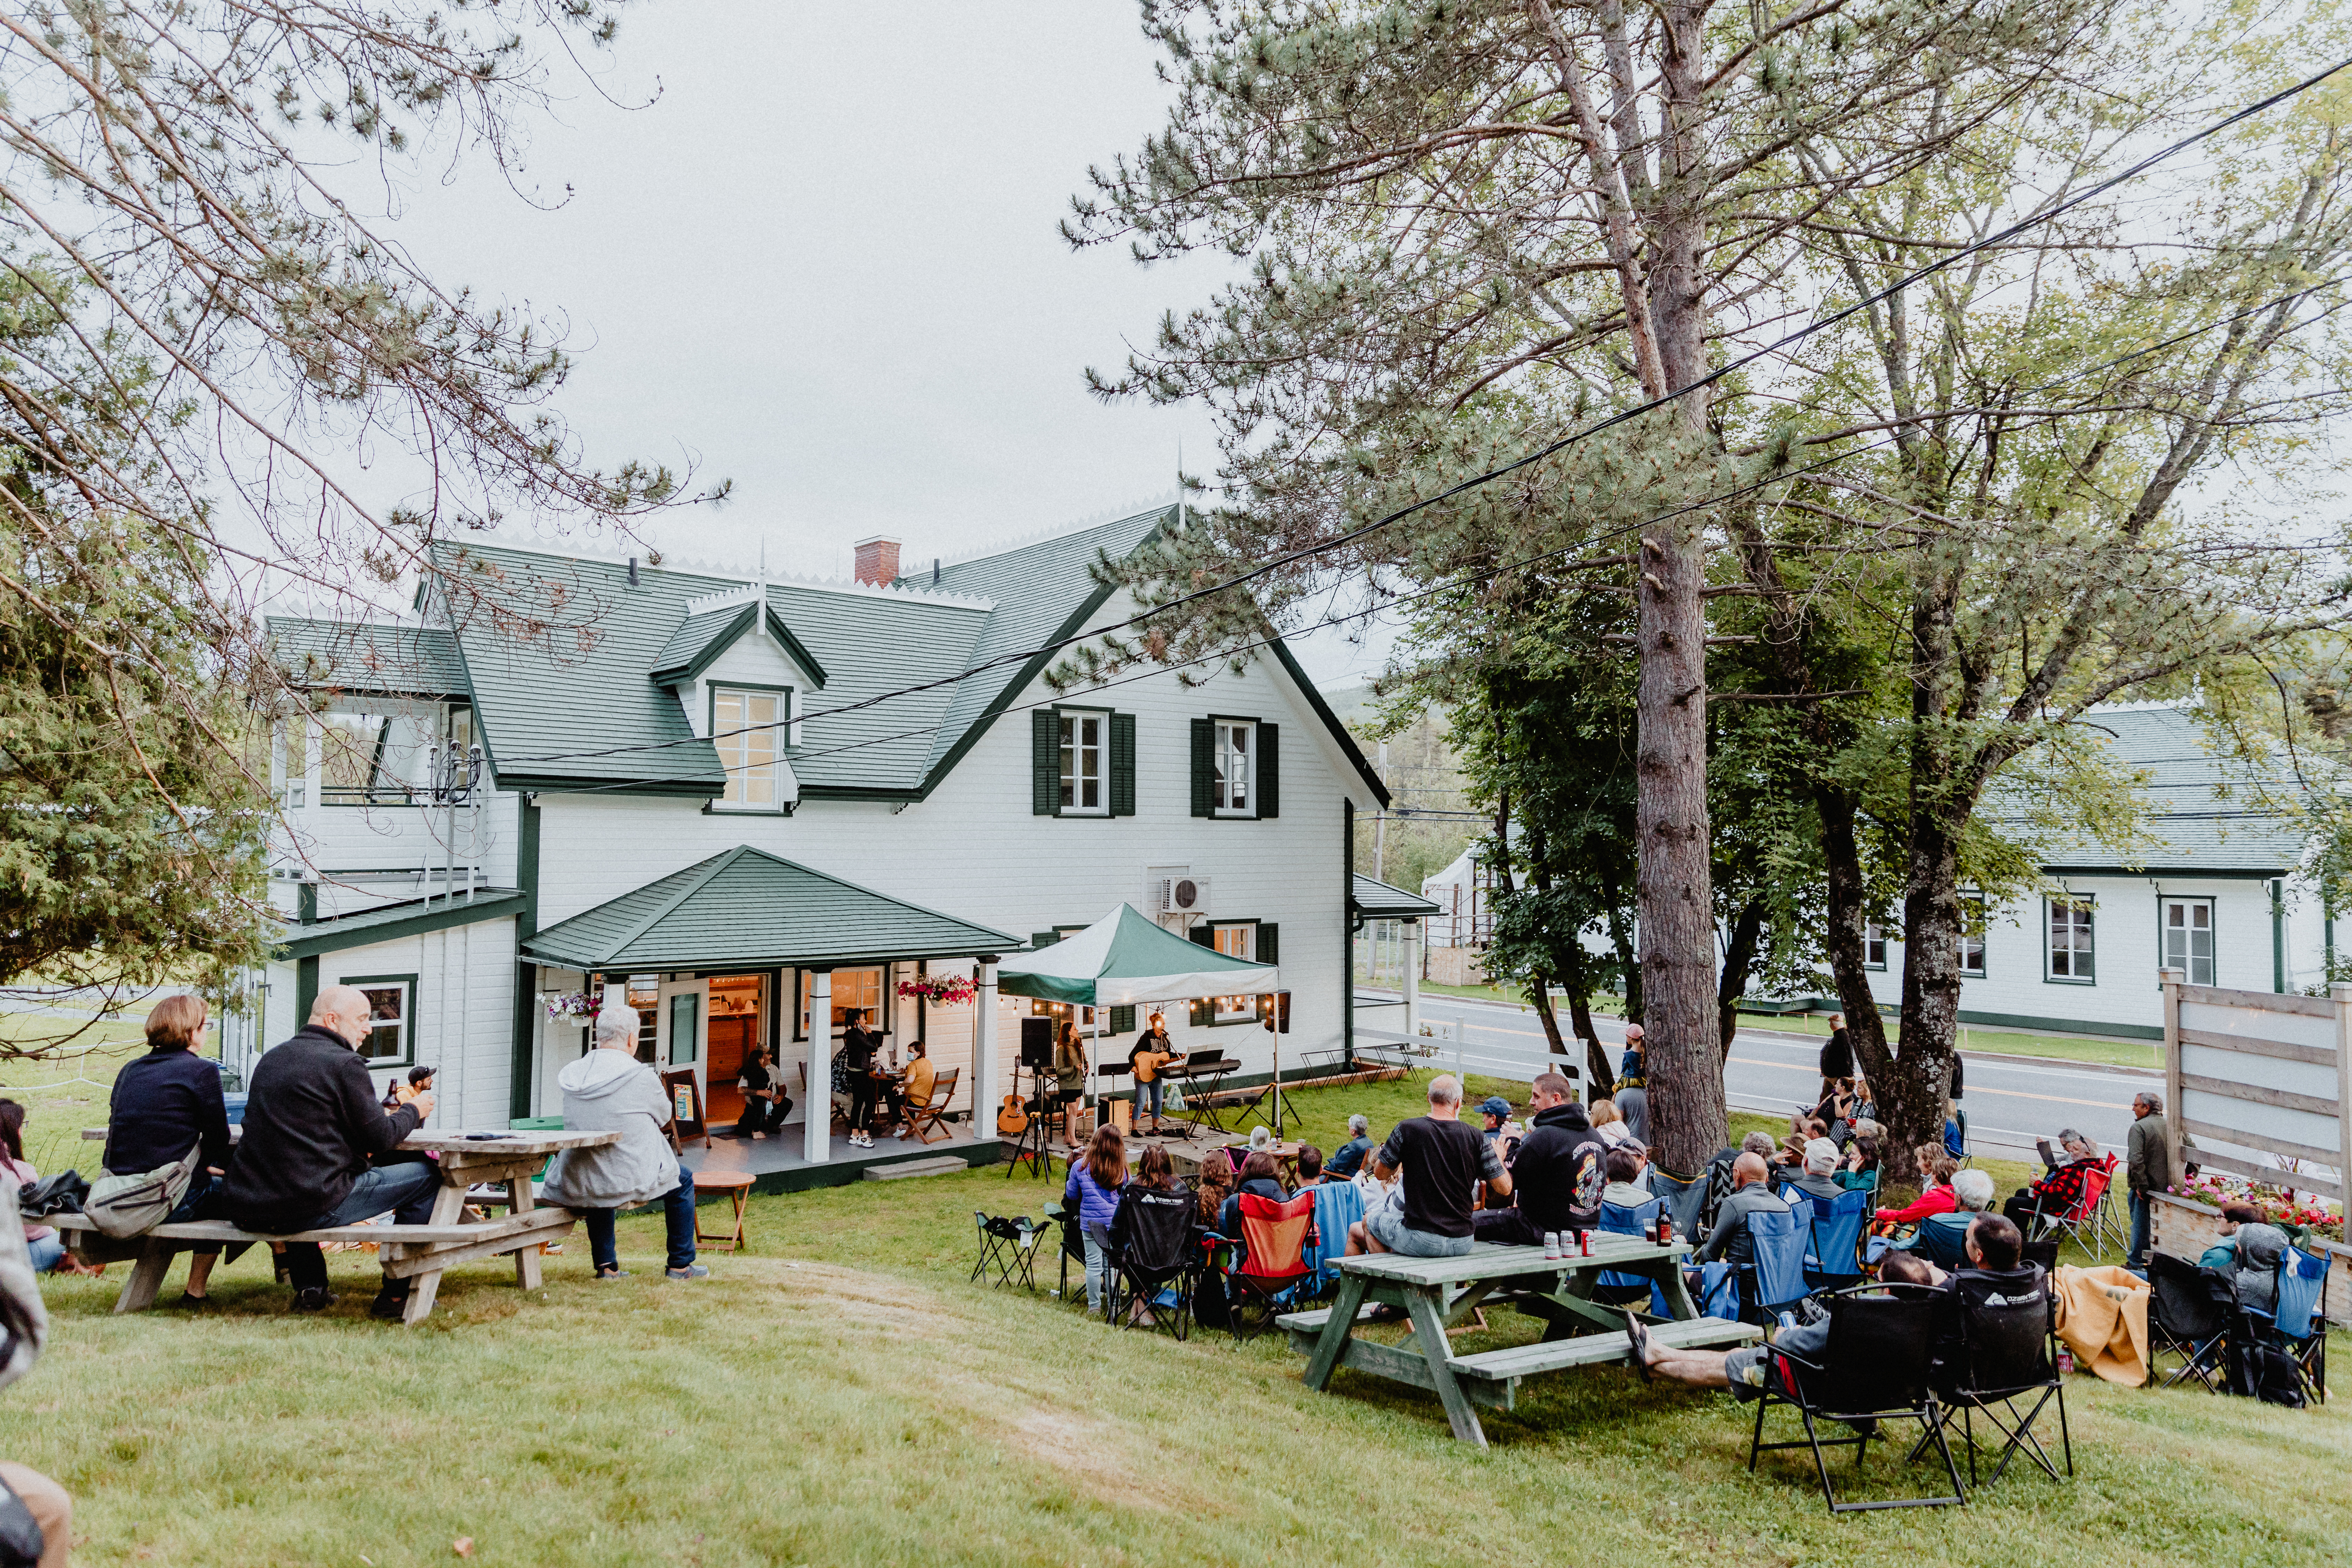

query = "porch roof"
[1351, 873, 1441, 920]
[519, 846, 1021, 970]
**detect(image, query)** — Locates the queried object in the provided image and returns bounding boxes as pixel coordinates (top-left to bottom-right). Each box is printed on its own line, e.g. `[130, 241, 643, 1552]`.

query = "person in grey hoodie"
[541, 1006, 707, 1281]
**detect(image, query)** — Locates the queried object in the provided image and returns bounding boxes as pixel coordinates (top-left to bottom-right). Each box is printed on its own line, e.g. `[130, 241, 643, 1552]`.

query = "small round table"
[694, 1169, 755, 1253]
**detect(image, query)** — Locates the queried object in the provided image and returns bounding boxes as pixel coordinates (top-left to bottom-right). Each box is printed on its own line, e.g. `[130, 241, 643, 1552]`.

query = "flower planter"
[2149, 1191, 2351, 1323]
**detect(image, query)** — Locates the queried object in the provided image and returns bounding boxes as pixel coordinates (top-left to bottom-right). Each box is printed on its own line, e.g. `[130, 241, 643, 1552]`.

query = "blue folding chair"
[1302, 1180, 1364, 1296]
[1596, 1196, 1670, 1314]
[2276, 1244, 2331, 1404]
[1903, 1211, 1975, 1270]
[1698, 1259, 1741, 1320]
[1797, 1188, 1872, 1290]
[1742, 1206, 1813, 1325]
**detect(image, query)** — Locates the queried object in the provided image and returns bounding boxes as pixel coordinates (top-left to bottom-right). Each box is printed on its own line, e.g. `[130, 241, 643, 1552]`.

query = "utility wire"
[486, 52, 2352, 775]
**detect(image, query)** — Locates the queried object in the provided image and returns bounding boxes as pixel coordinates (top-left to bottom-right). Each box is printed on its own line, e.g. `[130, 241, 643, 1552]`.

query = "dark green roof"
[520, 846, 1020, 969]
[648, 600, 830, 689]
[1352, 873, 1441, 919]
[277, 890, 526, 960]
[267, 618, 468, 698]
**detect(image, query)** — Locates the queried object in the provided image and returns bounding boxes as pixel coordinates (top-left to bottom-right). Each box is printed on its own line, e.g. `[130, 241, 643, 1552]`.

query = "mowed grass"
[5, 1073, 2347, 1567]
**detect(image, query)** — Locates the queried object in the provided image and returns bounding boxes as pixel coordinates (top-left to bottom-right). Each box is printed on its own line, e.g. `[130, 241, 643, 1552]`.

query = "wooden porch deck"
[679, 1120, 998, 1195]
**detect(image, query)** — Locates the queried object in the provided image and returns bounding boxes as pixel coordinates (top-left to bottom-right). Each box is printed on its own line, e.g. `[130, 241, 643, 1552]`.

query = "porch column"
[1402, 918, 1422, 1044]
[805, 967, 833, 1166]
[973, 956, 1000, 1138]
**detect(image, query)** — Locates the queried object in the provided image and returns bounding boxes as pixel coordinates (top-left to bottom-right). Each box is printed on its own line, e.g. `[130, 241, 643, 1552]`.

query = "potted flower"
[897, 974, 978, 1008]
[542, 992, 596, 1032]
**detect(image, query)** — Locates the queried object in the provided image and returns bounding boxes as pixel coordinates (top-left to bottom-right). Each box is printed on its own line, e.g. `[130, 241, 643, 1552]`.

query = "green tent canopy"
[995, 904, 1278, 1004]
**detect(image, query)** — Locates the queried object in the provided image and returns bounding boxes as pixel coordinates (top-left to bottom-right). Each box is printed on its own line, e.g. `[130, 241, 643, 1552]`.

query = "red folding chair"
[1216, 1190, 1318, 1346]
[2026, 1154, 2116, 1257]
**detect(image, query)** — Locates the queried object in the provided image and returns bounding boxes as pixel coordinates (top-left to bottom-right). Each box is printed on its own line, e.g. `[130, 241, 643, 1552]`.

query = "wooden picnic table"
[58, 1129, 619, 1325]
[1278, 1235, 1759, 1448]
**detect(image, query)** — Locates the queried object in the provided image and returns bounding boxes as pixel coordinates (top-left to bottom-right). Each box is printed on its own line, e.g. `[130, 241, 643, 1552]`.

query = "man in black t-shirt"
[1344, 1075, 1510, 1260]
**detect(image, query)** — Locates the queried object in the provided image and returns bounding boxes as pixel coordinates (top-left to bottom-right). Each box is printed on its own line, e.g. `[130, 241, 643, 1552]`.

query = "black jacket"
[218, 1026, 423, 1232]
[106, 1048, 233, 1175]
[1506, 1102, 1608, 1234]
[1819, 1029, 1855, 1080]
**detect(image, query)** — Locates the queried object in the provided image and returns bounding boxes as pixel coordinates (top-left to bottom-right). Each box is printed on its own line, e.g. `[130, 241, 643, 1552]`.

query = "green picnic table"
[1279, 1235, 1760, 1447]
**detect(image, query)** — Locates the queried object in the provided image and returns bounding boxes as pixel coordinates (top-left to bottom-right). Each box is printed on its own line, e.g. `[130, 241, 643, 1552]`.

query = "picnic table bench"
[56, 1130, 618, 1326]
[1279, 1235, 1759, 1447]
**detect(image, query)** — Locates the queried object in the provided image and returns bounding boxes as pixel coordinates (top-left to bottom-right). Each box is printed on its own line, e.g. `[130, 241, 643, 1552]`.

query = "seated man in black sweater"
[1472, 1072, 1606, 1246]
[106, 994, 235, 1306]
[215, 985, 439, 1318]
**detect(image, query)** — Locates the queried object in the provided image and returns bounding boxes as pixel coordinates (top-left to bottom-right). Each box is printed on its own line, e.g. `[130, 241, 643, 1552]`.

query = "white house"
[1411, 705, 2331, 1040]
[237, 506, 1393, 1182]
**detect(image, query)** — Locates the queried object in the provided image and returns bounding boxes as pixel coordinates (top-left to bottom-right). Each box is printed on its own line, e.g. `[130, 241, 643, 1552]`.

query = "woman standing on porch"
[841, 1008, 883, 1149]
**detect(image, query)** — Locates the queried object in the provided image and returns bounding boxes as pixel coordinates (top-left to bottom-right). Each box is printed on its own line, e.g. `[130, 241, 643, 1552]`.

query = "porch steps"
[862, 1156, 968, 1183]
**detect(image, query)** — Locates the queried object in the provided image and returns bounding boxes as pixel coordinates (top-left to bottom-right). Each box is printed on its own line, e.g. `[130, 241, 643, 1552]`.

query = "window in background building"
[345, 976, 414, 1065]
[1960, 893, 1988, 978]
[2162, 897, 2216, 986]
[2047, 897, 2095, 982]
[1864, 922, 1889, 970]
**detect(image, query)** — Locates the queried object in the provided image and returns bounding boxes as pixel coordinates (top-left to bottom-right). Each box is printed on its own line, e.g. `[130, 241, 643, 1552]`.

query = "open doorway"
[705, 973, 768, 1128]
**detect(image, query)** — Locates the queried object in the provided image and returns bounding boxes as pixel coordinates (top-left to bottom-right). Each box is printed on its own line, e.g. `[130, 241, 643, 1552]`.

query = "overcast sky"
[369, 0, 1392, 688]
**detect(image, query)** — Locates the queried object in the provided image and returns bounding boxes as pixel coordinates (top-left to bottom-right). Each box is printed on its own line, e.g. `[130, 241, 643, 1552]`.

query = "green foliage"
[0, 264, 269, 1029]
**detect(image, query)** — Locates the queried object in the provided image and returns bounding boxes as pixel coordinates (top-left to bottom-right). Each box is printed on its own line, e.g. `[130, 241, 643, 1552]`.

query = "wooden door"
[706, 1015, 753, 1125]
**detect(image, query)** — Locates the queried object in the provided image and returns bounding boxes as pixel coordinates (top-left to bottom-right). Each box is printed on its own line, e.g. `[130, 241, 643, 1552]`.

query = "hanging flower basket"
[543, 992, 597, 1023]
[897, 974, 978, 1008]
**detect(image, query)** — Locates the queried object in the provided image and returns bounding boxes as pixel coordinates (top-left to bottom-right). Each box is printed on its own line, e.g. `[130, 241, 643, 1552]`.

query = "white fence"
[2163, 972, 2351, 1204]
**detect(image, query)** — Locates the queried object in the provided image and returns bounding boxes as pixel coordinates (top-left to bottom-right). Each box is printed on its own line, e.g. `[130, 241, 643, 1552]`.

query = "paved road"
[1354, 991, 2156, 1162]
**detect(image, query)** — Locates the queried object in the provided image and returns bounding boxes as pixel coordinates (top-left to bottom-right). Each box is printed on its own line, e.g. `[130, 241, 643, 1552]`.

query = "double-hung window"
[1960, 893, 1988, 978]
[345, 975, 415, 1066]
[2161, 897, 2215, 986]
[1212, 720, 1253, 816]
[1059, 710, 1106, 814]
[2047, 897, 2095, 982]
[1211, 923, 1258, 1022]
[1863, 922, 1889, 970]
[712, 686, 783, 809]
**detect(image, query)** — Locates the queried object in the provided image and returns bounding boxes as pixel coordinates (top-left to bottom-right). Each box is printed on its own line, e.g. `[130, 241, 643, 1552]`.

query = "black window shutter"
[1190, 718, 1214, 816]
[1190, 925, 1215, 948]
[1032, 710, 1059, 816]
[1110, 1004, 1135, 1034]
[1189, 996, 1209, 1027]
[1110, 712, 1136, 816]
[1256, 722, 1279, 818]
[1256, 923, 1279, 964]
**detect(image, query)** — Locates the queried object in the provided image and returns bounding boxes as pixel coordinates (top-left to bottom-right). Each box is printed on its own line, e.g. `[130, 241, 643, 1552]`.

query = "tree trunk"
[1600, 866, 1642, 1024]
[1630, 0, 1723, 1179]
[1891, 813, 1965, 1173]
[1562, 940, 1617, 1097]
[1816, 786, 1905, 1174]
[1717, 895, 1766, 1062]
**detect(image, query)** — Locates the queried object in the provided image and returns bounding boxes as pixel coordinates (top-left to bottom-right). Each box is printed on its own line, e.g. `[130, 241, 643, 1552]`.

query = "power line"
[472, 65, 2352, 775]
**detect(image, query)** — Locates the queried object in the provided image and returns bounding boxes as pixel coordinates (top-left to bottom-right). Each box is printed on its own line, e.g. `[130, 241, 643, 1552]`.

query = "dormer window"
[712, 686, 785, 810]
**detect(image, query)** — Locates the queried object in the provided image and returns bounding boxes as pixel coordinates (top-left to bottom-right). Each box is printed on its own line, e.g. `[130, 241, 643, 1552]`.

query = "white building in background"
[236, 506, 1394, 1181]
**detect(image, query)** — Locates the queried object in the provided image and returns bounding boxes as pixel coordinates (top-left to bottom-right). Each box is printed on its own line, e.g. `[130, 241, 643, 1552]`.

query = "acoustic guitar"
[996, 1093, 1030, 1136]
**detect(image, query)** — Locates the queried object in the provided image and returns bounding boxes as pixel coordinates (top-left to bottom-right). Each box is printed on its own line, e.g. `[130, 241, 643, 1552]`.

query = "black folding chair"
[1108, 1186, 1201, 1340]
[1044, 1200, 1090, 1308]
[2147, 1252, 2234, 1392]
[1932, 1267, 2071, 1487]
[1747, 1284, 1966, 1514]
[969, 1210, 1044, 1291]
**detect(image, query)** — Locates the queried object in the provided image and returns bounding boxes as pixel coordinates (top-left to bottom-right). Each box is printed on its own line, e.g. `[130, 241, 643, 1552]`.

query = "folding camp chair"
[2022, 1155, 2117, 1257]
[1902, 1211, 1975, 1271]
[1748, 1284, 1966, 1514]
[1740, 1206, 1814, 1326]
[1214, 1190, 1317, 1346]
[1796, 1189, 1872, 1292]
[2275, 1244, 2331, 1405]
[1931, 1267, 2071, 1488]
[2147, 1251, 2234, 1392]
[970, 1210, 1044, 1291]
[1107, 1186, 1201, 1340]
[1596, 1196, 1669, 1311]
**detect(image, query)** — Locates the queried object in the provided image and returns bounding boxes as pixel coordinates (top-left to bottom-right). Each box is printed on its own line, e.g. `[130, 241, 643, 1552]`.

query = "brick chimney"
[852, 535, 901, 587]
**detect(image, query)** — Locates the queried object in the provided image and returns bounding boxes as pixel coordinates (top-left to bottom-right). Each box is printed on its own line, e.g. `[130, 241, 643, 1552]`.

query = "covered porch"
[518, 845, 1022, 1184]
[1350, 873, 1441, 1051]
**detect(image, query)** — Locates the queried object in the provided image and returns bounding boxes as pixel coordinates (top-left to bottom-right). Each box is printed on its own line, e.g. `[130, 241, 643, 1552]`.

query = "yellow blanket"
[2052, 1264, 2151, 1385]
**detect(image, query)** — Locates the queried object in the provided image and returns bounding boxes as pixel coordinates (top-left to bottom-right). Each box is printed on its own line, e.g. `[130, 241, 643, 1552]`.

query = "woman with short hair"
[1589, 1098, 1634, 1148]
[99, 993, 234, 1301]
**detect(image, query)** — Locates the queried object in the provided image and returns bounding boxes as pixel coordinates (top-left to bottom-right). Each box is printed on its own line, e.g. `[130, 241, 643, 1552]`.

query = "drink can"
[1580, 1229, 1592, 1257]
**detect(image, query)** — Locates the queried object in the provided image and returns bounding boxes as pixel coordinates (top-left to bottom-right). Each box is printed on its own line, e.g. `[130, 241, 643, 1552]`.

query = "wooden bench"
[55, 1129, 615, 1324]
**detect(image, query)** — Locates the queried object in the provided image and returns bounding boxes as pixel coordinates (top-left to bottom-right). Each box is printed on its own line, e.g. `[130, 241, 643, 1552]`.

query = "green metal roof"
[520, 846, 1021, 969]
[1352, 873, 1441, 919]
[267, 618, 468, 699]
[648, 600, 830, 689]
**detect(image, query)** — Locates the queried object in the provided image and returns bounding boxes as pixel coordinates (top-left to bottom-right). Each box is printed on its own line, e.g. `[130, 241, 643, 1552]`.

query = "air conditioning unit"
[1160, 875, 1210, 916]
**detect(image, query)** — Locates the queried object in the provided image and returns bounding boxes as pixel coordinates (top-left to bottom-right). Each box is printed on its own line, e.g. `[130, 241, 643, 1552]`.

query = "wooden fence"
[2162, 971, 2351, 1204]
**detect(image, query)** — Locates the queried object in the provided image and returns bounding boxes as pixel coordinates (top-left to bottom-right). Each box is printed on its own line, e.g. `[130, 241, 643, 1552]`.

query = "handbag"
[0, 1469, 43, 1568]
[84, 1143, 201, 1238]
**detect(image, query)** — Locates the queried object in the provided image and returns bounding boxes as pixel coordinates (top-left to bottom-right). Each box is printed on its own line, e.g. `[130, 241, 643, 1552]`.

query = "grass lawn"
[8, 1071, 2348, 1566]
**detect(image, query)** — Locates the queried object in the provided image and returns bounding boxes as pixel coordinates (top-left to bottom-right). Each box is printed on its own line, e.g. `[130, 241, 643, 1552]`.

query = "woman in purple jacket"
[1062, 1126, 1128, 1312]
